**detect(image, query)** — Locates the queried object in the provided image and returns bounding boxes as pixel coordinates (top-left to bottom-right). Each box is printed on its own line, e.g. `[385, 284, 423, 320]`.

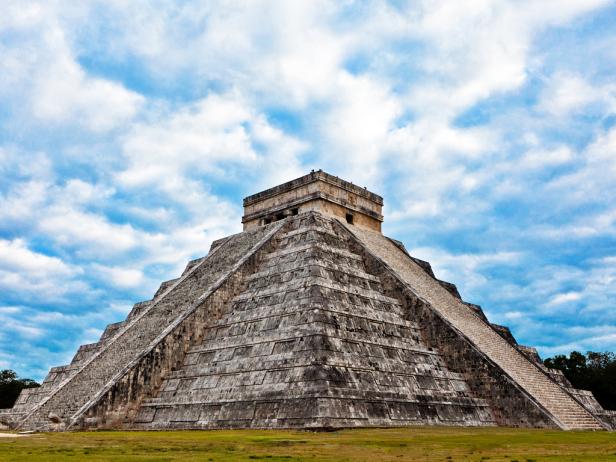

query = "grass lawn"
[0, 427, 615, 461]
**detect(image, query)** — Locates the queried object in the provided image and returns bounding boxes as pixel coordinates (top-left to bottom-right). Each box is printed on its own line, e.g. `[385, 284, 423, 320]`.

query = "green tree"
[544, 351, 616, 410]
[0, 369, 40, 409]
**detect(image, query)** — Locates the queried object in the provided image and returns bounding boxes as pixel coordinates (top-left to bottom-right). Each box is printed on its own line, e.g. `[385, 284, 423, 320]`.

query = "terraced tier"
[136, 213, 494, 429]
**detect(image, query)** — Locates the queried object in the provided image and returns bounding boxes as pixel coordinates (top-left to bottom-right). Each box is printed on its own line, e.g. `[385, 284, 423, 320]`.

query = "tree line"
[0, 369, 40, 409]
[544, 350, 615, 410]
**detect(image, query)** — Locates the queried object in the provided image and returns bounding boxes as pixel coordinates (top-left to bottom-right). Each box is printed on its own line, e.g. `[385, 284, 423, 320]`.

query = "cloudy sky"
[1, 0, 615, 381]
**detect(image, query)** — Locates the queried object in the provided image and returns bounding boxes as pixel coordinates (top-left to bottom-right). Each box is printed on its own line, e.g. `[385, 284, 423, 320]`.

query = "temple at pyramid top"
[242, 169, 384, 232]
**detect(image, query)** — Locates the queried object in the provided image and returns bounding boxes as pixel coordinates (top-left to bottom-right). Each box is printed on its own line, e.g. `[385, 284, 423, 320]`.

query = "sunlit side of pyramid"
[1, 171, 614, 431]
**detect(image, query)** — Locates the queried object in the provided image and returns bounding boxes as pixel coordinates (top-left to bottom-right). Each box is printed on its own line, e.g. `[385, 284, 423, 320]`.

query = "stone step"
[144, 388, 490, 408]
[263, 243, 363, 263]
[202, 303, 420, 331]
[245, 261, 380, 284]
[153, 278, 180, 298]
[165, 358, 467, 385]
[231, 277, 402, 306]
[277, 225, 341, 241]
[127, 301, 152, 320]
[181, 256, 208, 276]
[187, 327, 429, 355]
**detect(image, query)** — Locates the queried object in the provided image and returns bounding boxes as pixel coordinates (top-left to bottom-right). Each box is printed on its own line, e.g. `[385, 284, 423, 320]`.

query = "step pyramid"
[2, 170, 612, 431]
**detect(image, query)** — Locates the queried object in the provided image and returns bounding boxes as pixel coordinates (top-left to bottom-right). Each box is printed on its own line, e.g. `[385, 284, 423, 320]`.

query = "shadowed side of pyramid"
[343, 224, 607, 430]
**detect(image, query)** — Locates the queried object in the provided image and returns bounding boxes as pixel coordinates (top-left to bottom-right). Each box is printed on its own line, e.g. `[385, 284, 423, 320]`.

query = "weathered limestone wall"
[134, 213, 493, 429]
[81, 243, 271, 429]
[344, 230, 556, 428]
[405, 298, 557, 428]
[297, 199, 381, 232]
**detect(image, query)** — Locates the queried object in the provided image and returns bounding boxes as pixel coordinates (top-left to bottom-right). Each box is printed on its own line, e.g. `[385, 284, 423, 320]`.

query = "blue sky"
[1, 1, 616, 382]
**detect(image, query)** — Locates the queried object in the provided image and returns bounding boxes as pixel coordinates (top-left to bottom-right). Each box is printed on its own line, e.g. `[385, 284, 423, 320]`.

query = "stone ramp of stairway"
[344, 224, 603, 431]
[16, 222, 283, 431]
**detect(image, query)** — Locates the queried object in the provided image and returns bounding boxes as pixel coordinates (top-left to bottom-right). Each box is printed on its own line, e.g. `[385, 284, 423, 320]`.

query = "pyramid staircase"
[344, 224, 604, 430]
[13, 222, 283, 431]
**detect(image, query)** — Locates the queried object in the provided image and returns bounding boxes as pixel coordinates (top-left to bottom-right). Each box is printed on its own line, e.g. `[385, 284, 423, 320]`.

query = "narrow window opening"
[345, 213, 354, 224]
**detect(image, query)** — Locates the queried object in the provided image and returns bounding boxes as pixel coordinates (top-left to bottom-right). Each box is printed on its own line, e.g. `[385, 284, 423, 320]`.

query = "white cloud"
[409, 246, 523, 296]
[403, 0, 612, 119]
[0, 1, 143, 132]
[535, 208, 616, 240]
[81, 1, 346, 108]
[521, 0, 613, 27]
[0, 317, 44, 339]
[0, 238, 86, 300]
[518, 146, 574, 170]
[32, 58, 144, 132]
[0, 306, 22, 315]
[0, 180, 51, 225]
[538, 72, 616, 117]
[118, 94, 258, 187]
[116, 91, 306, 213]
[547, 291, 583, 306]
[62, 179, 115, 205]
[0, 238, 74, 277]
[503, 310, 525, 320]
[538, 327, 616, 356]
[531, 127, 616, 239]
[92, 264, 145, 289]
[318, 73, 402, 184]
[38, 206, 145, 256]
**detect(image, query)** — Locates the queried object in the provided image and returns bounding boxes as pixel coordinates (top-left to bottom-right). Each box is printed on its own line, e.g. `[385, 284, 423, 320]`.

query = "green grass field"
[1, 427, 615, 461]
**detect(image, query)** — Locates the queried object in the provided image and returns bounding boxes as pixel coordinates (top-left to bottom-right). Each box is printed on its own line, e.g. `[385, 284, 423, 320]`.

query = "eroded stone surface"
[134, 214, 493, 429]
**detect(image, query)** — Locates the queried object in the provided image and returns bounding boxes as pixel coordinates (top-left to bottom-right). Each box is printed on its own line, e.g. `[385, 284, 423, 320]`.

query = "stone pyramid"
[2, 171, 613, 431]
